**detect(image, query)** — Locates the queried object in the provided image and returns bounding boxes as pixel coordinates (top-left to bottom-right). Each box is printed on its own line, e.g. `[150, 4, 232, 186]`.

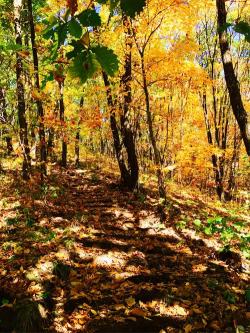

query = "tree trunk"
[202, 92, 224, 200]
[59, 81, 67, 167]
[216, 0, 250, 156]
[141, 56, 166, 201]
[0, 87, 13, 155]
[224, 126, 241, 201]
[14, 0, 31, 180]
[47, 128, 54, 157]
[102, 71, 131, 184]
[119, 14, 139, 190]
[27, 0, 46, 177]
[75, 97, 83, 168]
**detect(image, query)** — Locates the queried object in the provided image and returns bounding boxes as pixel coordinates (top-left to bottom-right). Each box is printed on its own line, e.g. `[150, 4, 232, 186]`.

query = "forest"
[0, 0, 249, 332]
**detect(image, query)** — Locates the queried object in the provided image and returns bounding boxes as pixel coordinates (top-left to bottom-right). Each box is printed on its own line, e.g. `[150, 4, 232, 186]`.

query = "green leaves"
[193, 219, 202, 229]
[245, 288, 250, 303]
[68, 18, 82, 38]
[92, 45, 119, 76]
[69, 51, 99, 83]
[96, 0, 146, 18]
[223, 290, 237, 304]
[43, 9, 101, 42]
[234, 21, 250, 43]
[68, 45, 119, 83]
[77, 9, 101, 27]
[221, 21, 250, 43]
[120, 0, 146, 18]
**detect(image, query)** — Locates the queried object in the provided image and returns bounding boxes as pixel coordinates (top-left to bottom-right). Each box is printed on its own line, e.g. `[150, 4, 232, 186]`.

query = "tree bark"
[141, 56, 166, 201]
[202, 92, 225, 200]
[0, 87, 13, 155]
[14, 0, 31, 180]
[216, 0, 250, 156]
[27, 0, 46, 177]
[119, 14, 139, 190]
[102, 71, 131, 184]
[75, 97, 83, 168]
[59, 81, 67, 167]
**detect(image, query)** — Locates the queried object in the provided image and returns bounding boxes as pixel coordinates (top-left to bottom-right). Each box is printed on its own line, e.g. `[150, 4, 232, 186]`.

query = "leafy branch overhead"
[221, 21, 250, 43]
[43, 0, 146, 83]
[0, 0, 250, 332]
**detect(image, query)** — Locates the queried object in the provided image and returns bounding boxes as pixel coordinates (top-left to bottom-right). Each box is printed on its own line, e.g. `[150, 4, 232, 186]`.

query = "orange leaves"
[53, 72, 65, 84]
[66, 0, 78, 16]
[31, 89, 46, 101]
[17, 50, 30, 58]
[129, 308, 147, 317]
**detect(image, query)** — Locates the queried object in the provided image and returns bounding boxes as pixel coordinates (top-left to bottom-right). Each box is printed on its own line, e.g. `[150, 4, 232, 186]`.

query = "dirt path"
[0, 166, 249, 332]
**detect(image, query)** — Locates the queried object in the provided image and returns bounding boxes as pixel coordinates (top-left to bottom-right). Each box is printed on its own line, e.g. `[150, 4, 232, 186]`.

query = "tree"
[216, 0, 250, 156]
[132, 4, 167, 201]
[0, 87, 13, 155]
[27, 0, 47, 177]
[14, 0, 31, 180]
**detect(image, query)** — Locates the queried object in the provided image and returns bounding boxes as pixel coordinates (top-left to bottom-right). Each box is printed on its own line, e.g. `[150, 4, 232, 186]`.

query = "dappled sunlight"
[158, 303, 189, 318]
[55, 248, 70, 261]
[192, 264, 207, 273]
[0, 166, 249, 333]
[92, 253, 126, 269]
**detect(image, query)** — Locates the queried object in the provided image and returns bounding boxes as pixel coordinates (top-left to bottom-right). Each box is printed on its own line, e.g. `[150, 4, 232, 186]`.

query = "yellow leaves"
[38, 304, 47, 319]
[184, 324, 193, 333]
[114, 304, 126, 311]
[191, 306, 203, 314]
[31, 89, 44, 101]
[163, 165, 176, 174]
[56, 248, 69, 260]
[125, 297, 136, 307]
[17, 50, 30, 58]
[90, 309, 97, 315]
[80, 31, 90, 48]
[226, 304, 238, 312]
[70, 281, 83, 288]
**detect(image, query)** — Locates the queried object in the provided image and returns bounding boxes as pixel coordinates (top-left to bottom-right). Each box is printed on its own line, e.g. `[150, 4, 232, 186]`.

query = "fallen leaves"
[129, 308, 147, 317]
[209, 320, 221, 331]
[0, 167, 249, 333]
[184, 323, 193, 333]
[125, 297, 136, 307]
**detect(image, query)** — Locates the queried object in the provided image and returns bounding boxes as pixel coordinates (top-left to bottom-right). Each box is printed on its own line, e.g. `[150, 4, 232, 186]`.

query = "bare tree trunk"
[47, 128, 54, 156]
[225, 125, 241, 201]
[102, 72, 131, 184]
[102, 17, 139, 191]
[59, 81, 67, 167]
[14, 0, 31, 180]
[216, 0, 250, 156]
[202, 92, 224, 200]
[119, 14, 139, 190]
[0, 87, 13, 155]
[27, 0, 46, 177]
[141, 56, 166, 201]
[75, 97, 83, 168]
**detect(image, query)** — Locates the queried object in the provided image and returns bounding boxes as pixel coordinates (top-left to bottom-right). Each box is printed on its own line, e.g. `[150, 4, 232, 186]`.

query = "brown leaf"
[209, 321, 221, 331]
[184, 324, 193, 333]
[129, 308, 147, 318]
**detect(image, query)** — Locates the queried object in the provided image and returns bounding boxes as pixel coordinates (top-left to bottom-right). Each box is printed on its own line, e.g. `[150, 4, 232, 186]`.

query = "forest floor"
[0, 161, 249, 333]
